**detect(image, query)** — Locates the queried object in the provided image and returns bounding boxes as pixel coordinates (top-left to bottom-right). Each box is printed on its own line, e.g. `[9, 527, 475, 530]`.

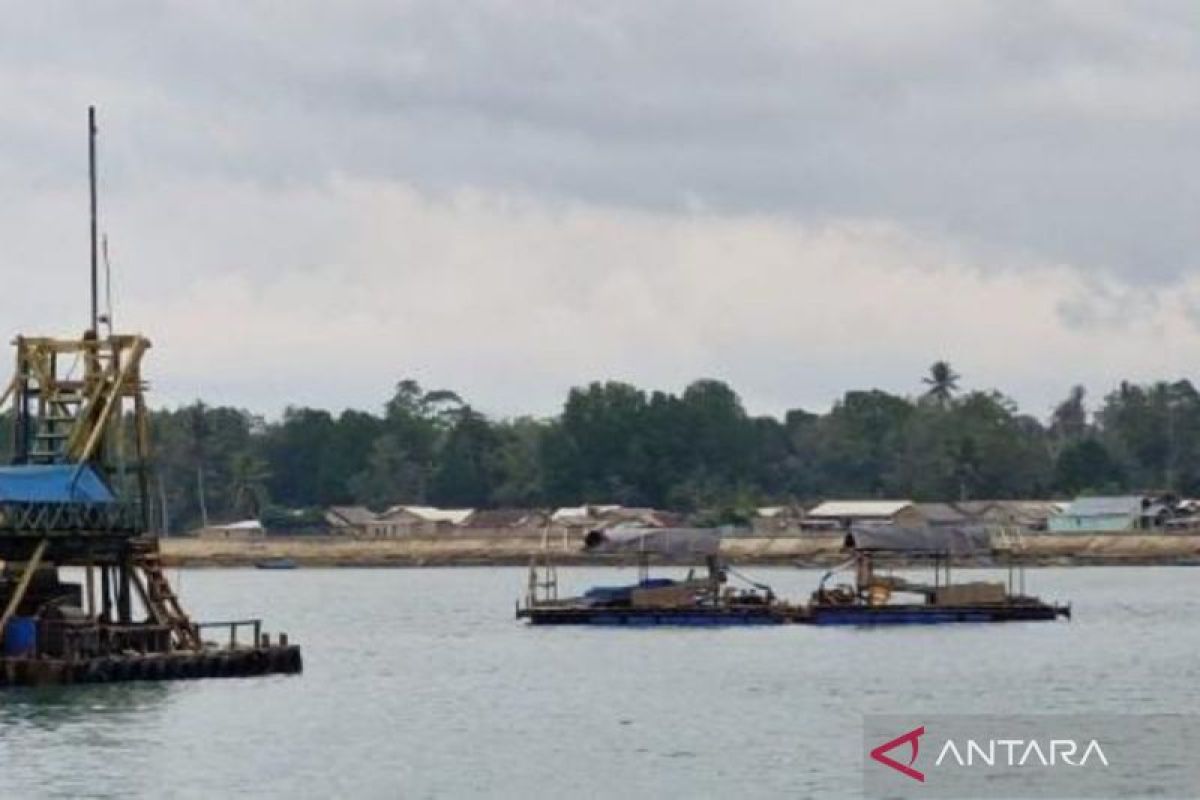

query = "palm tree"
[922, 361, 960, 406]
[228, 452, 272, 519]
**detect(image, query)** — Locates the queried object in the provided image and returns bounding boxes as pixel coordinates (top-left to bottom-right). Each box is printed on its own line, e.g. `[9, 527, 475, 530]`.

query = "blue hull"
[519, 603, 1067, 626]
[808, 604, 1065, 626]
[573, 613, 783, 627]
[521, 607, 792, 626]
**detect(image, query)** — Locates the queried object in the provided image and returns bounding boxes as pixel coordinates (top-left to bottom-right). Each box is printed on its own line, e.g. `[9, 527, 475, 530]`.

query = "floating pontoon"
[516, 523, 1069, 627]
[0, 108, 301, 686]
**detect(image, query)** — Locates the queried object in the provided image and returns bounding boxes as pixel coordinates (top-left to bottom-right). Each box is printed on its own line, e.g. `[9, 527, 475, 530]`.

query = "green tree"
[263, 407, 340, 507]
[817, 390, 913, 496]
[490, 418, 550, 508]
[1054, 438, 1122, 495]
[430, 407, 503, 507]
[549, 381, 651, 504]
[1050, 385, 1089, 444]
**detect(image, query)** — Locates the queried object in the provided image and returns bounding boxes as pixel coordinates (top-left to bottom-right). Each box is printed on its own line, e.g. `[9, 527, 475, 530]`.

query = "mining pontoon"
[0, 108, 301, 686]
[806, 526, 1070, 625]
[517, 529, 806, 626]
[516, 525, 1069, 627]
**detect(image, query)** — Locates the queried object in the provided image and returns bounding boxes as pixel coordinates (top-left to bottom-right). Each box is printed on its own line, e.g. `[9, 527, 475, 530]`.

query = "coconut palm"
[922, 361, 961, 406]
[228, 452, 272, 519]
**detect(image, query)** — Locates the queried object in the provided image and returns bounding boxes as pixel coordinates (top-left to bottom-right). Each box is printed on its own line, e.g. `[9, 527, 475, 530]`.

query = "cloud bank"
[0, 2, 1196, 417]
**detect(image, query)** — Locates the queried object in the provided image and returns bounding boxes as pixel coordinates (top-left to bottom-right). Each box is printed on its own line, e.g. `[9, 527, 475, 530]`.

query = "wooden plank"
[74, 337, 147, 463]
[0, 538, 49, 638]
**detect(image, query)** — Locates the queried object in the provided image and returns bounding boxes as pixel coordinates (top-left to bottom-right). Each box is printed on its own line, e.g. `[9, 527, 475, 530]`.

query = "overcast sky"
[1, 1, 1197, 420]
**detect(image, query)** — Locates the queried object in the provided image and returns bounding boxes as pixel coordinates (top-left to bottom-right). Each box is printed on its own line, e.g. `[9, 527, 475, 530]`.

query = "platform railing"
[196, 619, 263, 650]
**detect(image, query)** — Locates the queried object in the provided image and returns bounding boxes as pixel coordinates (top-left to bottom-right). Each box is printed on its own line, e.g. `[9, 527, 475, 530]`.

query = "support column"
[101, 565, 112, 623]
[117, 553, 132, 624]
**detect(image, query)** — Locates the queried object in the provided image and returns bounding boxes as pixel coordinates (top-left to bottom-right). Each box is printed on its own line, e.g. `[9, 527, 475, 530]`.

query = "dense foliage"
[2, 365, 1198, 531]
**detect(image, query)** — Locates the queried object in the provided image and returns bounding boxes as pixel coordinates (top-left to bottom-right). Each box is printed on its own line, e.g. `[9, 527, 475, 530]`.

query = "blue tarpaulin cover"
[0, 465, 115, 504]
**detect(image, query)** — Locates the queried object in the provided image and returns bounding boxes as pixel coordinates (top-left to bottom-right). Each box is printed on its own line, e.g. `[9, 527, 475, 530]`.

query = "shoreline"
[158, 534, 1200, 568]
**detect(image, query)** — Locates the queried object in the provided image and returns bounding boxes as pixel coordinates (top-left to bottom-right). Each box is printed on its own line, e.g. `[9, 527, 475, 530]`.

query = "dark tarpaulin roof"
[843, 524, 992, 555]
[583, 527, 722, 557]
[0, 465, 115, 504]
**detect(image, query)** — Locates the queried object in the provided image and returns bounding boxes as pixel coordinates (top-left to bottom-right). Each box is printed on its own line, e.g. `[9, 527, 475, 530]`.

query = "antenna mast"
[89, 105, 99, 334]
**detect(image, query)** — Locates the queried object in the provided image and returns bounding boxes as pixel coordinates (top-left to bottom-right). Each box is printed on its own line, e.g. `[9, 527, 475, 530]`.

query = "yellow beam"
[74, 337, 148, 464]
[0, 538, 49, 644]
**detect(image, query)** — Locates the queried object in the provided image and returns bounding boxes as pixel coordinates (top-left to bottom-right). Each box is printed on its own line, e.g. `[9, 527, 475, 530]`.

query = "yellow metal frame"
[7, 333, 151, 472]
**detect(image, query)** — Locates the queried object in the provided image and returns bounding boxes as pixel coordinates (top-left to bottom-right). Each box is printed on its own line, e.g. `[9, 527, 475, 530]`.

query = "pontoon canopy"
[843, 524, 992, 555]
[583, 527, 722, 557]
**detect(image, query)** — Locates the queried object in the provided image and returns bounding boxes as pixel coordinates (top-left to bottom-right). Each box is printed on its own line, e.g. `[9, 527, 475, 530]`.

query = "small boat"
[254, 558, 298, 570]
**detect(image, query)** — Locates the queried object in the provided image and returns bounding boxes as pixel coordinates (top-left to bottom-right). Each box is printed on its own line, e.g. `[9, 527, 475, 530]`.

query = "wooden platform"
[0, 645, 302, 687]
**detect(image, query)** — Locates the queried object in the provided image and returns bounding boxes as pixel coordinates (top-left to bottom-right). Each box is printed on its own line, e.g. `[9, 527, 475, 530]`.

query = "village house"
[915, 501, 1066, 532]
[549, 505, 682, 539]
[369, 505, 475, 537]
[1047, 496, 1171, 533]
[197, 519, 266, 540]
[459, 509, 551, 537]
[981, 500, 1068, 532]
[324, 505, 377, 537]
[802, 500, 923, 531]
[915, 502, 979, 528]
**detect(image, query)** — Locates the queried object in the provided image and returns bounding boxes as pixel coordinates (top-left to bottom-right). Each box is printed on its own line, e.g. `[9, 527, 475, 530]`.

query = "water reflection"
[0, 682, 172, 730]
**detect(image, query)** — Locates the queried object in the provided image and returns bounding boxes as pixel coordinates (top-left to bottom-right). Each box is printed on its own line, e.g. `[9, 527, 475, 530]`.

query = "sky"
[0, 1, 1198, 421]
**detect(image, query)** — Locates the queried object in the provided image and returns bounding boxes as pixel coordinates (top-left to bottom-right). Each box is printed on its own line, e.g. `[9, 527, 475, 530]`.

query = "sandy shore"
[158, 533, 1200, 568]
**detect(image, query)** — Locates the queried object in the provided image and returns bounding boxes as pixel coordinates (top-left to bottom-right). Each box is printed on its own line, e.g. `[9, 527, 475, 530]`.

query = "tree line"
[3, 363, 1199, 531]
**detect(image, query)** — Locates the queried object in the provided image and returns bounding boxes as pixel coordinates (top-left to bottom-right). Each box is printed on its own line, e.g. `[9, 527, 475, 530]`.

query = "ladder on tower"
[28, 392, 84, 463]
[17, 336, 147, 466]
[136, 551, 201, 650]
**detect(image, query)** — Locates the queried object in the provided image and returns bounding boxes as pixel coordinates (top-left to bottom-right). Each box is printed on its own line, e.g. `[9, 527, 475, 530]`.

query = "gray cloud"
[1, 4, 1197, 274]
[0, 2, 1196, 416]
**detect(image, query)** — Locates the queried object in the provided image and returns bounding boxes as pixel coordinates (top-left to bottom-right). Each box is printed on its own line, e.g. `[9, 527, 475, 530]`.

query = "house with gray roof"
[1047, 495, 1170, 533]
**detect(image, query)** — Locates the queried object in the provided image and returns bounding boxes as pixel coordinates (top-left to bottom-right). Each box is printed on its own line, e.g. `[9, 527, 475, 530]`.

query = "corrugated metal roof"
[462, 509, 542, 529]
[1060, 496, 1145, 517]
[210, 519, 263, 531]
[386, 505, 475, 524]
[327, 505, 377, 525]
[808, 500, 914, 518]
[916, 503, 975, 524]
[550, 504, 621, 522]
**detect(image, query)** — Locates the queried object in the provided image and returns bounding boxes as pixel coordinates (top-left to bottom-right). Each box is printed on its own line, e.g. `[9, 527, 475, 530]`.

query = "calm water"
[0, 566, 1196, 799]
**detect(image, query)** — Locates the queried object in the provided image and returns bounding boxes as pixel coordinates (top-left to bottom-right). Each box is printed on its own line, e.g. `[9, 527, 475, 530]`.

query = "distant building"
[981, 501, 1068, 532]
[549, 505, 681, 534]
[460, 509, 550, 535]
[198, 520, 266, 540]
[371, 505, 475, 537]
[916, 500, 1066, 532]
[325, 505, 377, 537]
[804, 500, 922, 530]
[752, 505, 803, 534]
[550, 505, 622, 528]
[1048, 496, 1169, 533]
[915, 502, 978, 528]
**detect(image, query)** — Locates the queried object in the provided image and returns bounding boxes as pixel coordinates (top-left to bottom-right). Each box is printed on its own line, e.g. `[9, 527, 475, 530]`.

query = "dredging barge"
[0, 109, 301, 686]
[516, 525, 1069, 627]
